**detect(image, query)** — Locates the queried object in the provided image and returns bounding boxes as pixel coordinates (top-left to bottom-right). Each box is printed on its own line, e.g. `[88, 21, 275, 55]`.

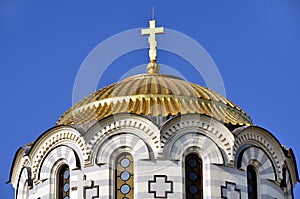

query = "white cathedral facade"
[9, 20, 298, 199]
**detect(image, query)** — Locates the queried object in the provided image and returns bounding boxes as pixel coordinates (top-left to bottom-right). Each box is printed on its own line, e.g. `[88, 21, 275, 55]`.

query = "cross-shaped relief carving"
[148, 175, 173, 198]
[71, 172, 98, 199]
[221, 181, 241, 199]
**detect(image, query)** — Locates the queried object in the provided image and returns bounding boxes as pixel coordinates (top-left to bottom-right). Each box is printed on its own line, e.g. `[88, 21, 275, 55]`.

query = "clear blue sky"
[1, 1, 299, 198]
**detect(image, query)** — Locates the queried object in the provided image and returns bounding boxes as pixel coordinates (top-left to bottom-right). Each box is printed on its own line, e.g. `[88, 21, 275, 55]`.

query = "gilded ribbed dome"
[57, 72, 252, 126]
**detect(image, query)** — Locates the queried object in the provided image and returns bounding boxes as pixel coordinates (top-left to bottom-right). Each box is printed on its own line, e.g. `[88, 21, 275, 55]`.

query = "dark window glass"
[185, 154, 203, 199]
[116, 153, 134, 199]
[58, 165, 70, 199]
[247, 165, 258, 199]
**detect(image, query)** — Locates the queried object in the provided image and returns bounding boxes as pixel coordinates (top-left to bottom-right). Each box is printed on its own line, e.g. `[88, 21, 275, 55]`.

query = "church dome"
[57, 69, 252, 126]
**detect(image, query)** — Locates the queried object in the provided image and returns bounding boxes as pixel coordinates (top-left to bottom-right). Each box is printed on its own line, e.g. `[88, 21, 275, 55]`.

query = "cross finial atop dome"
[141, 20, 164, 66]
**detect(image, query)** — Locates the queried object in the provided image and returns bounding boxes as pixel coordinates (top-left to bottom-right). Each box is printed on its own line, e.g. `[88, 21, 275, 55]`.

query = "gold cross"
[141, 20, 164, 62]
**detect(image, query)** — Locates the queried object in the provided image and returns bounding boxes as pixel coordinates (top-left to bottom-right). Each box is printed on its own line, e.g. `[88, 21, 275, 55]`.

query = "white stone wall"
[10, 114, 297, 199]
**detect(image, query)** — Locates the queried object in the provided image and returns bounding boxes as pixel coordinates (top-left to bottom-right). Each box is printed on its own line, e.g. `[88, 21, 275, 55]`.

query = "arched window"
[115, 153, 134, 199]
[185, 153, 203, 199]
[247, 165, 258, 199]
[58, 164, 70, 199]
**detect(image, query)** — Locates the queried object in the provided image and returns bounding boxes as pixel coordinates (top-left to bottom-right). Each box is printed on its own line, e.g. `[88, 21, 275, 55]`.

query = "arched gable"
[28, 126, 85, 181]
[161, 114, 233, 163]
[163, 133, 224, 164]
[237, 146, 276, 181]
[233, 126, 286, 181]
[96, 133, 150, 165]
[38, 145, 80, 181]
[85, 113, 159, 165]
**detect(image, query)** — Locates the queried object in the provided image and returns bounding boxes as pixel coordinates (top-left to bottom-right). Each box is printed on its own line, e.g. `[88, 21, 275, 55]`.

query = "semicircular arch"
[85, 113, 159, 164]
[95, 133, 150, 165]
[38, 145, 80, 181]
[29, 126, 85, 180]
[161, 114, 233, 163]
[237, 146, 276, 181]
[233, 126, 286, 180]
[163, 133, 224, 164]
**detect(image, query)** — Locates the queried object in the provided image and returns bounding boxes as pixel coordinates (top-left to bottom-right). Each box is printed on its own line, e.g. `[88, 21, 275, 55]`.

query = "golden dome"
[57, 71, 252, 126]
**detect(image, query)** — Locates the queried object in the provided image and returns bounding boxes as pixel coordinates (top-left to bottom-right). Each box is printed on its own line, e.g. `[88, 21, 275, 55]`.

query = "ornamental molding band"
[233, 126, 286, 180]
[148, 175, 173, 198]
[221, 181, 241, 199]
